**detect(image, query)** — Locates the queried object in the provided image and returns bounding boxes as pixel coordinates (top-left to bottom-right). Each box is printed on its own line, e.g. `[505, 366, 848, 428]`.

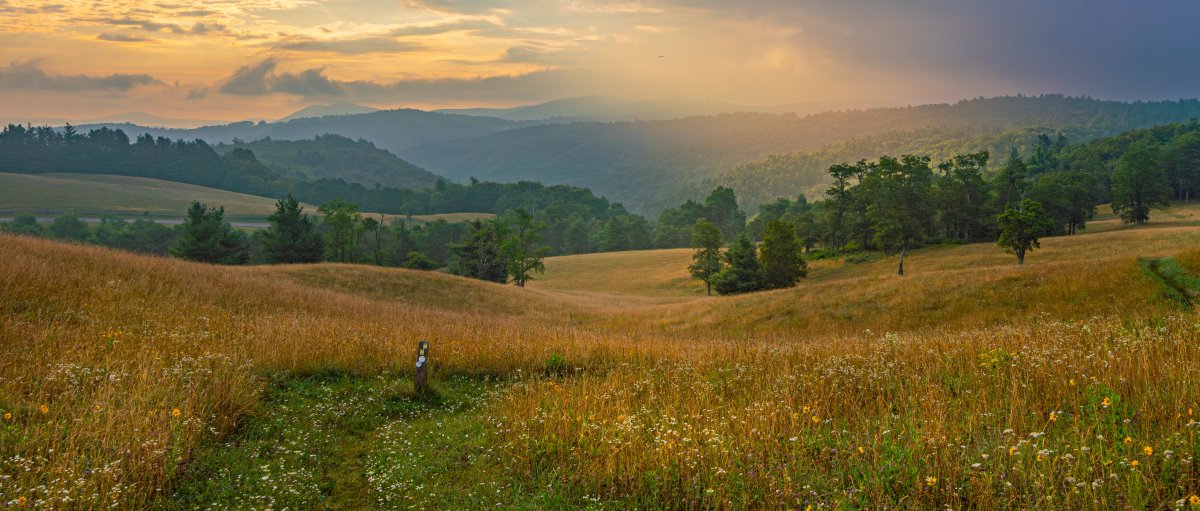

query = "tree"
[47, 214, 90, 242]
[687, 219, 723, 295]
[703, 186, 747, 240]
[759, 219, 807, 289]
[860, 155, 935, 275]
[1111, 144, 1171, 224]
[997, 199, 1055, 265]
[402, 251, 438, 270]
[2, 212, 42, 236]
[262, 195, 323, 263]
[169, 201, 249, 264]
[934, 152, 991, 242]
[993, 147, 1029, 211]
[450, 219, 508, 283]
[318, 199, 362, 262]
[501, 209, 549, 287]
[711, 233, 765, 295]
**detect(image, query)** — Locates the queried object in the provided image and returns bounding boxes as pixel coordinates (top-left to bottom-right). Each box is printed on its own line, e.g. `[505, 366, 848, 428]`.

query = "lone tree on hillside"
[262, 195, 324, 263]
[170, 201, 249, 265]
[760, 219, 807, 289]
[711, 233, 765, 295]
[688, 219, 723, 295]
[501, 209, 549, 287]
[1111, 144, 1171, 224]
[997, 198, 1055, 265]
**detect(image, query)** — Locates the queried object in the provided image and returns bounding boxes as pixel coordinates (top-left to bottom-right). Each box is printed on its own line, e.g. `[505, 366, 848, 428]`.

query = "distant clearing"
[0, 172, 493, 223]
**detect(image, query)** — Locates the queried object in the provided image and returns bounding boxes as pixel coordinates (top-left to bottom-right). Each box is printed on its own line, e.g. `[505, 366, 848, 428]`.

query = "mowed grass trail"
[4, 202, 1200, 509]
[0, 172, 494, 223]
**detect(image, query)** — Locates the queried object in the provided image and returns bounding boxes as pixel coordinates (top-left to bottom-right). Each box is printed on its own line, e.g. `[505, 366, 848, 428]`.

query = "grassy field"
[0, 172, 493, 224]
[4, 203, 1200, 509]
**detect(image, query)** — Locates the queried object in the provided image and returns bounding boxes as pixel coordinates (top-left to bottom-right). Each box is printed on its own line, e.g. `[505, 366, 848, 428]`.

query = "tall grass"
[2, 216, 1199, 508]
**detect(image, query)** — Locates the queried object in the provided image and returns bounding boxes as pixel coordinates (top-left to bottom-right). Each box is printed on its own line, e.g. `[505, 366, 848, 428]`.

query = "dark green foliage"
[1, 212, 42, 236]
[759, 220, 807, 289]
[262, 195, 324, 263]
[169, 202, 249, 265]
[711, 233, 765, 295]
[402, 251, 438, 270]
[655, 187, 746, 246]
[1111, 143, 1171, 224]
[934, 152, 992, 242]
[500, 209, 549, 287]
[318, 199, 363, 263]
[47, 214, 90, 241]
[687, 219, 724, 296]
[997, 199, 1055, 265]
[450, 220, 509, 283]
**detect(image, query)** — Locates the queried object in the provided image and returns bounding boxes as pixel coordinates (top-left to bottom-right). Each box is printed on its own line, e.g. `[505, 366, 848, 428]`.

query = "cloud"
[89, 17, 186, 34]
[214, 58, 590, 103]
[0, 60, 160, 91]
[97, 32, 153, 43]
[275, 36, 427, 55]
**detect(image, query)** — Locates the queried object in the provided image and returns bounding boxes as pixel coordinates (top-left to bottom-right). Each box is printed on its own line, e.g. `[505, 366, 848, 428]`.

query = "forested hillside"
[214, 135, 442, 190]
[406, 96, 1200, 213]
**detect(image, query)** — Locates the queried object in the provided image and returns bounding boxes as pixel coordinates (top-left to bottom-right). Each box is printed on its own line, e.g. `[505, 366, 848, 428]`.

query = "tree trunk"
[897, 242, 907, 276]
[1017, 249, 1025, 265]
[706, 280, 712, 296]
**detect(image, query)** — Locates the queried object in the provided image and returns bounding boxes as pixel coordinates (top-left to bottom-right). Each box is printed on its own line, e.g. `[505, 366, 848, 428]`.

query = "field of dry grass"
[4, 202, 1200, 509]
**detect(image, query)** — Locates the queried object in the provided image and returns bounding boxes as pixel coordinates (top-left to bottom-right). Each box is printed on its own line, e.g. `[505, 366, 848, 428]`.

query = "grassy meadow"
[0, 172, 492, 224]
[4, 203, 1200, 509]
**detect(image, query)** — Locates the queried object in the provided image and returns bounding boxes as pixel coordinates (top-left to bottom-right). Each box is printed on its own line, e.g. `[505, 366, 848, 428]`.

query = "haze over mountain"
[277, 102, 379, 123]
[434, 97, 896, 123]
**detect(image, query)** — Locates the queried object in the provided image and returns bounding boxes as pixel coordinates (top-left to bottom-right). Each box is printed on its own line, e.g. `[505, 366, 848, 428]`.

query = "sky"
[1, 0, 1198, 123]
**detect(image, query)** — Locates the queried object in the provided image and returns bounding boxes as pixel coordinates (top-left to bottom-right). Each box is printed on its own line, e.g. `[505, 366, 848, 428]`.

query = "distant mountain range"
[39, 95, 1200, 214]
[276, 102, 379, 122]
[435, 96, 896, 122]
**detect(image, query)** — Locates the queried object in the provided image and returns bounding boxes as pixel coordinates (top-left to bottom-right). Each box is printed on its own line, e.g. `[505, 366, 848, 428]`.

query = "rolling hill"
[214, 134, 443, 191]
[5, 199, 1200, 508]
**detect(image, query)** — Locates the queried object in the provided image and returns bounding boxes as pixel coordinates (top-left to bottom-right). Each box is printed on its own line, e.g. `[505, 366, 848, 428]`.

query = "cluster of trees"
[688, 219, 807, 295]
[1, 213, 178, 254]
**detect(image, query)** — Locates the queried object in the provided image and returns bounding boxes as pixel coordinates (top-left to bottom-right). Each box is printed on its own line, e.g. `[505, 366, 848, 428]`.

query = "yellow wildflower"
[857, 446, 865, 454]
[925, 476, 937, 486]
[1189, 494, 1200, 506]
[1069, 378, 1076, 386]
[1124, 436, 1132, 445]
[1049, 412, 1057, 423]
[1008, 446, 1017, 456]
[1131, 460, 1139, 467]
[811, 415, 819, 423]
[37, 404, 48, 414]
[1102, 397, 1112, 408]
[802, 406, 811, 414]
[1037, 453, 1046, 462]
[92, 404, 102, 412]
[2, 412, 11, 421]
[171, 408, 181, 417]
[17, 496, 27, 506]
[1144, 446, 1153, 456]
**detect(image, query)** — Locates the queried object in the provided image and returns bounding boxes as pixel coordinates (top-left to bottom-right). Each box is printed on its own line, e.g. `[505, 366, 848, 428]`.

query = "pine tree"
[262, 195, 324, 263]
[711, 233, 765, 295]
[688, 219, 723, 295]
[169, 201, 249, 264]
[759, 219, 807, 289]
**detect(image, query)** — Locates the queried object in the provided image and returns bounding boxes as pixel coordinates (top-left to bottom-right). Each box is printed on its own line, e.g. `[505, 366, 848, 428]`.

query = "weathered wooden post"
[415, 340, 430, 393]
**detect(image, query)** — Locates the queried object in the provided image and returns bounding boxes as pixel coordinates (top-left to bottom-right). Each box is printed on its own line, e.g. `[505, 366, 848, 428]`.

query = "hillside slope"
[214, 134, 443, 190]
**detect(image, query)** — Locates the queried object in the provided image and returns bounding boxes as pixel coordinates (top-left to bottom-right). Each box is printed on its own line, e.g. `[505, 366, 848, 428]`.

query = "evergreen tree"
[169, 201, 249, 264]
[759, 219, 807, 289]
[262, 195, 323, 263]
[687, 219, 723, 296]
[501, 209, 549, 287]
[711, 233, 765, 295]
[1111, 144, 1171, 224]
[997, 199, 1055, 265]
[703, 186, 747, 240]
[450, 219, 508, 283]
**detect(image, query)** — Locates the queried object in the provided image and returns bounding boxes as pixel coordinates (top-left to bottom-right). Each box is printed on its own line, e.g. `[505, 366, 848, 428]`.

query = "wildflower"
[1037, 453, 1047, 462]
[1124, 436, 1132, 445]
[811, 415, 819, 423]
[17, 496, 27, 506]
[802, 406, 811, 414]
[2, 412, 11, 421]
[1144, 446, 1153, 456]
[1189, 494, 1200, 506]
[171, 408, 181, 417]
[1102, 397, 1112, 408]
[858, 446, 865, 454]
[1131, 460, 1139, 467]
[38, 404, 48, 414]
[1049, 412, 1057, 423]
[93, 404, 102, 412]
[1009, 446, 1017, 456]
[1069, 378, 1076, 386]
[926, 476, 938, 486]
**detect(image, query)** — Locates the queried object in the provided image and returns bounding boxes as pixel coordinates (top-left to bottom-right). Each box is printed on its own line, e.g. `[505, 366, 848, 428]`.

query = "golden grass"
[4, 202, 1200, 508]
